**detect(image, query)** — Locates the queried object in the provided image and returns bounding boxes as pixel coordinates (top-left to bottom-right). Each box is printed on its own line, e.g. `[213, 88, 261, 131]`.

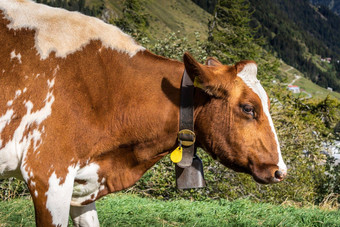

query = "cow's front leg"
[70, 202, 100, 227]
[24, 165, 77, 227]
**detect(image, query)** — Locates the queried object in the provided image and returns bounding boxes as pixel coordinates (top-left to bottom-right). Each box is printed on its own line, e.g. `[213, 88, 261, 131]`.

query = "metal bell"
[175, 154, 206, 189]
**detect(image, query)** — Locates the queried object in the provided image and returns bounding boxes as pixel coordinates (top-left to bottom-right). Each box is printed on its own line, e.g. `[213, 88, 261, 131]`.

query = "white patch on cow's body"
[0, 0, 145, 60]
[6, 100, 13, 107]
[47, 78, 55, 89]
[46, 165, 79, 227]
[15, 89, 22, 98]
[34, 190, 38, 197]
[70, 202, 100, 227]
[10, 50, 22, 64]
[71, 163, 103, 206]
[0, 109, 14, 148]
[237, 63, 287, 173]
[0, 79, 55, 179]
[0, 109, 14, 133]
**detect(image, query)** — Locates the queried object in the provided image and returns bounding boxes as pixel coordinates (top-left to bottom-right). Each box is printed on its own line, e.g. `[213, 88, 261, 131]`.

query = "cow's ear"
[205, 57, 222, 66]
[183, 53, 231, 97]
[183, 52, 215, 87]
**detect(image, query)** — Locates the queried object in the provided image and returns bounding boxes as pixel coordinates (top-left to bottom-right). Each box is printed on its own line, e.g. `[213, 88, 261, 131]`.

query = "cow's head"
[184, 53, 287, 184]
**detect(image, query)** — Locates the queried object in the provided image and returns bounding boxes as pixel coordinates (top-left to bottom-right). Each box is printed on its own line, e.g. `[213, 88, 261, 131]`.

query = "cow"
[0, 0, 287, 226]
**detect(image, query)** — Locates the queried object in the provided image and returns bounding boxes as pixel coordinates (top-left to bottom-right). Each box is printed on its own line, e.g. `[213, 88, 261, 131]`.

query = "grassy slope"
[1, 194, 340, 226]
[278, 61, 340, 100]
[143, 0, 211, 41]
[88, 0, 211, 42]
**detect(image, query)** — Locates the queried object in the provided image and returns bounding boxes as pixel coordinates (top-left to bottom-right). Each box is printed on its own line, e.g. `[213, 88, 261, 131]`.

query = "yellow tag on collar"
[170, 146, 183, 163]
[194, 77, 204, 89]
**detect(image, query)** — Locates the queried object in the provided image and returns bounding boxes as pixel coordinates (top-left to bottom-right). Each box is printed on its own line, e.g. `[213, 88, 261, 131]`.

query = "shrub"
[0, 178, 29, 201]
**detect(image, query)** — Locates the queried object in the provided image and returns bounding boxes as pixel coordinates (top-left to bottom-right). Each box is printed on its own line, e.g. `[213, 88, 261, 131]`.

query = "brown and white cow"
[0, 0, 287, 226]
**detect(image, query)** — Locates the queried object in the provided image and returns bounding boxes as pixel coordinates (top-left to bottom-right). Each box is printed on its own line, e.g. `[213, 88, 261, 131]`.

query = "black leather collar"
[177, 69, 195, 168]
[175, 70, 206, 189]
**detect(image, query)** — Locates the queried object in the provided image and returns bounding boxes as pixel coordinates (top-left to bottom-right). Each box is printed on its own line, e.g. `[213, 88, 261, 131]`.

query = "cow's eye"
[242, 104, 255, 117]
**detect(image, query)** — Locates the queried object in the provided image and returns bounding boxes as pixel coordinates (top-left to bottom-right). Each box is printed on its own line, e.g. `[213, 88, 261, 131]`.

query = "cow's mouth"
[252, 168, 287, 184]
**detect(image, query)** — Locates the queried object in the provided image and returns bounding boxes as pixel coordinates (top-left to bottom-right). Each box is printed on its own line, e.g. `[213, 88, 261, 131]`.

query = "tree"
[114, 0, 149, 37]
[207, 0, 261, 63]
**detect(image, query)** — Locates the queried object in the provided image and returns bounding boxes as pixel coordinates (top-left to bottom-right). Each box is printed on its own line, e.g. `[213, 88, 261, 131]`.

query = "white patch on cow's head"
[0, 0, 145, 59]
[10, 50, 22, 64]
[237, 63, 287, 173]
[46, 165, 79, 226]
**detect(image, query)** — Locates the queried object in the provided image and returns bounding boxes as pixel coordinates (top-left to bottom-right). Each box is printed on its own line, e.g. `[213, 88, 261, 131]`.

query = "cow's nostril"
[274, 170, 284, 179]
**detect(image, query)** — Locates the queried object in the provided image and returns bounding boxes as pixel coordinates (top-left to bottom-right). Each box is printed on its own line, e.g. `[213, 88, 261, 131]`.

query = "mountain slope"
[87, 0, 211, 42]
[249, 0, 340, 92]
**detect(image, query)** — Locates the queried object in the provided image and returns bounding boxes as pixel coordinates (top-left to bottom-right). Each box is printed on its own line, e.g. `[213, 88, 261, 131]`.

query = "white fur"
[0, 109, 14, 148]
[45, 165, 79, 227]
[237, 63, 287, 173]
[70, 202, 100, 227]
[10, 50, 22, 64]
[0, 0, 145, 59]
[0, 79, 55, 179]
[7, 100, 13, 107]
[71, 163, 103, 206]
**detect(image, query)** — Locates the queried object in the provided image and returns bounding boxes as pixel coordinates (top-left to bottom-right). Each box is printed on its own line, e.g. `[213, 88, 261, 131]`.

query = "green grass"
[294, 76, 340, 100]
[144, 0, 211, 42]
[1, 194, 340, 226]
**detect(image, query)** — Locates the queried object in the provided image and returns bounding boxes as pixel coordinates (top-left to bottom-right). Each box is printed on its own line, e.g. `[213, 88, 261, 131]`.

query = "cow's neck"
[69, 48, 186, 191]
[109, 50, 184, 153]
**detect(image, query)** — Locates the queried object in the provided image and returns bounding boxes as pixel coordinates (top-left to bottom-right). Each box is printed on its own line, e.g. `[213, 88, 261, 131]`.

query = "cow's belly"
[71, 162, 106, 206]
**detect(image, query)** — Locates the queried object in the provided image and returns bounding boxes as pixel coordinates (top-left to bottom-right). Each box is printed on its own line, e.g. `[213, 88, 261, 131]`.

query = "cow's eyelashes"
[241, 104, 255, 117]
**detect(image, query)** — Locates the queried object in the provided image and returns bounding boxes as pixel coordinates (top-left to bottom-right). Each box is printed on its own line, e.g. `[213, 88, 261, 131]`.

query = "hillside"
[191, 0, 340, 92]
[249, 0, 340, 92]
[90, 0, 211, 42]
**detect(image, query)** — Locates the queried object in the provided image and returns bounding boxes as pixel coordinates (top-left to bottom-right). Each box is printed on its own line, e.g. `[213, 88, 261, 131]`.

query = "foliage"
[317, 155, 340, 205]
[35, 0, 104, 17]
[114, 0, 150, 37]
[0, 178, 29, 201]
[2, 194, 340, 226]
[206, 0, 262, 63]
[139, 31, 208, 62]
